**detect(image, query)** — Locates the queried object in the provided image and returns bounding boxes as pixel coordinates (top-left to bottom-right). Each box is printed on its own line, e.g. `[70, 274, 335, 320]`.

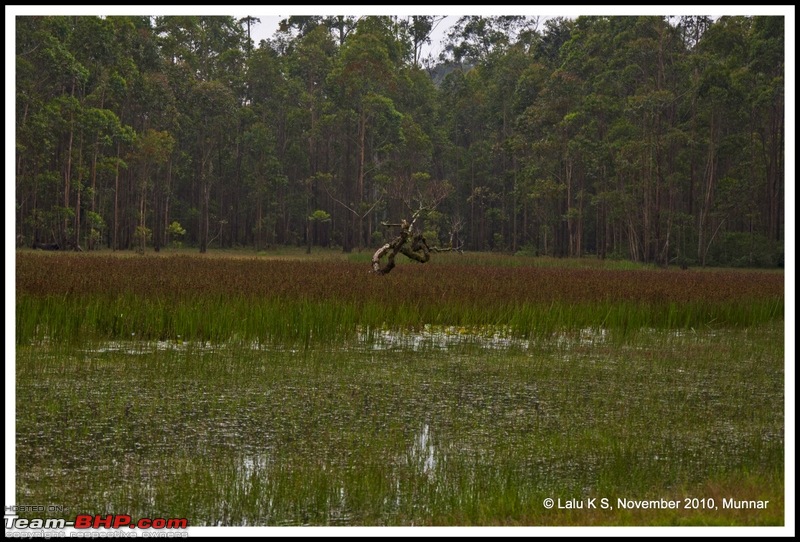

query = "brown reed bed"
[15, 252, 784, 345]
[15, 252, 783, 304]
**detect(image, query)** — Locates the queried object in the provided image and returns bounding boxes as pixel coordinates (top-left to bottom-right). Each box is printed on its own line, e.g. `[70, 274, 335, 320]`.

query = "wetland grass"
[16, 252, 783, 346]
[15, 294, 783, 346]
[16, 325, 784, 526]
[14, 251, 785, 526]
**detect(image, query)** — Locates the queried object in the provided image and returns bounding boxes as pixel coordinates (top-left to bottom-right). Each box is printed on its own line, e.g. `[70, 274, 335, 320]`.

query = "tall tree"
[189, 81, 236, 253]
[15, 15, 783, 266]
[328, 17, 403, 251]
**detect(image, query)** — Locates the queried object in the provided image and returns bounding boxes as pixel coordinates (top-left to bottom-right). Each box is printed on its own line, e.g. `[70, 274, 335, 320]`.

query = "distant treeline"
[15, 15, 784, 266]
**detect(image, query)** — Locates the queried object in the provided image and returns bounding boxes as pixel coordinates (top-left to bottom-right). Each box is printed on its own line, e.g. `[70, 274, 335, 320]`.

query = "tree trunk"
[200, 181, 209, 253]
[63, 104, 74, 246]
[88, 141, 98, 250]
[698, 113, 717, 267]
[113, 143, 121, 251]
[74, 136, 83, 250]
[199, 149, 213, 254]
[139, 165, 148, 253]
[357, 108, 367, 251]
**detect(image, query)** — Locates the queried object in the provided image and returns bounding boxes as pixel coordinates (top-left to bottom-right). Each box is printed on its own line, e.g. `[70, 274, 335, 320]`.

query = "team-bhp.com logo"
[6, 512, 188, 533]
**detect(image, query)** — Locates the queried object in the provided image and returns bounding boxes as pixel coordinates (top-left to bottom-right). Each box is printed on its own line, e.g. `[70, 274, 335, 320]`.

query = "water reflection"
[362, 325, 532, 351]
[408, 423, 437, 477]
[16, 325, 784, 526]
[241, 453, 269, 483]
[77, 325, 617, 356]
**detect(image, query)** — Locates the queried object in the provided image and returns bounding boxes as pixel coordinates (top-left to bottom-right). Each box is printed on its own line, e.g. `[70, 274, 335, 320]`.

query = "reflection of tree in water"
[407, 423, 437, 477]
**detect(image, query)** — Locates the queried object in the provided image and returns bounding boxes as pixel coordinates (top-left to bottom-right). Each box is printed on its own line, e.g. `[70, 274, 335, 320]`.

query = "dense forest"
[14, 15, 784, 267]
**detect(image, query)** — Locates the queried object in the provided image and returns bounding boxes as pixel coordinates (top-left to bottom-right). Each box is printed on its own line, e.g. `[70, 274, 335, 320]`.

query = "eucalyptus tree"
[437, 67, 490, 250]
[480, 43, 537, 252]
[690, 16, 783, 266]
[189, 80, 237, 252]
[15, 16, 142, 250]
[327, 16, 405, 251]
[240, 118, 284, 249]
[155, 16, 247, 251]
[284, 26, 338, 249]
[514, 61, 583, 256]
[441, 15, 532, 65]
[238, 16, 261, 55]
[747, 16, 784, 246]
[18, 17, 89, 248]
[130, 128, 174, 252]
[241, 45, 287, 248]
[397, 16, 448, 68]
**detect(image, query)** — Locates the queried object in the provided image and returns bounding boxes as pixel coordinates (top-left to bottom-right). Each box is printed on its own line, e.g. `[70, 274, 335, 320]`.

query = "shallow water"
[15, 325, 784, 526]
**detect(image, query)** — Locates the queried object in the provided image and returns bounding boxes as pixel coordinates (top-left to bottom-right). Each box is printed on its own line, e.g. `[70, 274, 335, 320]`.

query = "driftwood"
[371, 212, 463, 275]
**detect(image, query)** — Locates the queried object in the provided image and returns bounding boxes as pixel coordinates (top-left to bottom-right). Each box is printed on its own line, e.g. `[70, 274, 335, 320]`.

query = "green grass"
[14, 251, 785, 526]
[15, 294, 783, 346]
[15, 252, 783, 346]
[16, 324, 783, 526]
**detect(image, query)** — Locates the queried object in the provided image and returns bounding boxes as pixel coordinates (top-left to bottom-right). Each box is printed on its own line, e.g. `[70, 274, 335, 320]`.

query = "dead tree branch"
[371, 208, 462, 274]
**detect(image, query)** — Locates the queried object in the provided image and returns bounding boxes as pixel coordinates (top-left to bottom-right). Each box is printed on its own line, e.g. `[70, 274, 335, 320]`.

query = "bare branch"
[321, 183, 358, 216]
[370, 180, 458, 274]
[322, 179, 384, 219]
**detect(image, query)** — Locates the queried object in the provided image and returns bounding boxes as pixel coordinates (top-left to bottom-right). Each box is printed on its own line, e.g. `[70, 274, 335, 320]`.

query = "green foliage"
[309, 210, 331, 222]
[492, 232, 505, 251]
[134, 225, 152, 252]
[422, 229, 440, 246]
[707, 232, 783, 268]
[167, 220, 186, 248]
[85, 211, 105, 230]
[13, 14, 784, 265]
[370, 230, 385, 247]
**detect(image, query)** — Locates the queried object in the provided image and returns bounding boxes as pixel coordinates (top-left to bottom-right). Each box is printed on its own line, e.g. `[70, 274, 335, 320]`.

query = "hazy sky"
[236, 14, 459, 60]
[10, 6, 786, 61]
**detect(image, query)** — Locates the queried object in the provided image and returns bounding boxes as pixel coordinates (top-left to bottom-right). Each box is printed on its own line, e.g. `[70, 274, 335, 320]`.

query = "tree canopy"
[15, 15, 785, 267]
